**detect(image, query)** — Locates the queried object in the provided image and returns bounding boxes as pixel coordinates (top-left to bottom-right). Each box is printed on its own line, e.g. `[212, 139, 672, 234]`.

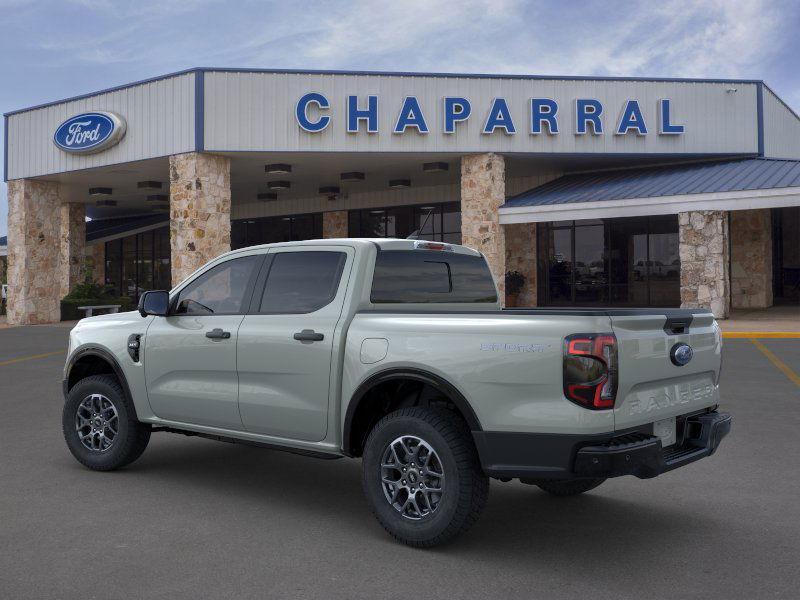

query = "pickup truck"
[62, 238, 731, 547]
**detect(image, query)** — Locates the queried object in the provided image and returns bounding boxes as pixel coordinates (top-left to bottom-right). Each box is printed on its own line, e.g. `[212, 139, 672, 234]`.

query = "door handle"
[293, 329, 324, 342]
[205, 328, 231, 340]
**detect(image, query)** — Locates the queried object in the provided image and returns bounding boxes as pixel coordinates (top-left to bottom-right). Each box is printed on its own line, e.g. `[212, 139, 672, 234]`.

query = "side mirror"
[138, 290, 170, 317]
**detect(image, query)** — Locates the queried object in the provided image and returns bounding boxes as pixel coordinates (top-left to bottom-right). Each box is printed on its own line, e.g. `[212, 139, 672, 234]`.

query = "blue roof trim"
[503, 158, 800, 208]
[194, 70, 204, 152]
[756, 82, 765, 157]
[3, 66, 768, 118]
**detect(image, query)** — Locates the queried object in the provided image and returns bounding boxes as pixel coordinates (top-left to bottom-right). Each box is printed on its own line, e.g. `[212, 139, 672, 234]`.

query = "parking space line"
[0, 350, 64, 367]
[723, 332, 800, 339]
[750, 339, 800, 387]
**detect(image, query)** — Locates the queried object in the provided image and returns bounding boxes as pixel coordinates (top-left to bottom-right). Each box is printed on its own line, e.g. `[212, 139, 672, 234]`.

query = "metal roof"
[503, 158, 800, 208]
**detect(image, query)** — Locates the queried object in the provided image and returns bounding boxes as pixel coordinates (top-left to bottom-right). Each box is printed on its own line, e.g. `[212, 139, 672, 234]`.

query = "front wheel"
[362, 407, 489, 548]
[62, 374, 151, 471]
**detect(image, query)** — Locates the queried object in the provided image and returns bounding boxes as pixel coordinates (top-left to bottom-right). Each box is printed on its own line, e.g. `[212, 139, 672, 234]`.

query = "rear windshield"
[370, 250, 498, 304]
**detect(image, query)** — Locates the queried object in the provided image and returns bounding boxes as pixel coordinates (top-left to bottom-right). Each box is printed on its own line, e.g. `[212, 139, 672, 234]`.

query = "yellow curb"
[0, 350, 64, 367]
[722, 332, 800, 339]
[751, 339, 800, 387]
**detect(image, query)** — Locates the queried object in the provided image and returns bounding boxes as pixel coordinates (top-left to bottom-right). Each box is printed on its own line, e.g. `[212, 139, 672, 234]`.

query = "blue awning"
[503, 158, 800, 209]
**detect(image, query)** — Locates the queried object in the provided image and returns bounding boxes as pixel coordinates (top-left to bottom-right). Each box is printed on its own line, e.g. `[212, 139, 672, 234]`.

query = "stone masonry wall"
[504, 222, 537, 306]
[730, 209, 772, 309]
[461, 153, 506, 301]
[323, 210, 348, 238]
[59, 203, 86, 299]
[7, 179, 62, 325]
[679, 210, 730, 318]
[86, 242, 105, 285]
[169, 152, 231, 286]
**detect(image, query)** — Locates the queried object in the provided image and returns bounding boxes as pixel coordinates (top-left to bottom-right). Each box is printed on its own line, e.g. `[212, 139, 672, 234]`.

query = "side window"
[259, 251, 347, 314]
[174, 255, 261, 315]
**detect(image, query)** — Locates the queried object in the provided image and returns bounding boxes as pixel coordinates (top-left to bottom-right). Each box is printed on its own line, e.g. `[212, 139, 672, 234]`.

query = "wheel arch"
[64, 346, 138, 420]
[342, 368, 482, 457]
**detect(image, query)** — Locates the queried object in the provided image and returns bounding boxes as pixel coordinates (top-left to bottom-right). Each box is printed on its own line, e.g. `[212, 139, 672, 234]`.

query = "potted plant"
[505, 270, 526, 308]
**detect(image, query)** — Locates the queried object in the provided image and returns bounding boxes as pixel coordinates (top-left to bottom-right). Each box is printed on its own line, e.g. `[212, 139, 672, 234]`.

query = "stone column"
[679, 210, 730, 318]
[59, 202, 86, 299]
[7, 179, 62, 325]
[730, 209, 772, 309]
[169, 152, 231, 286]
[86, 243, 105, 285]
[504, 222, 537, 306]
[323, 210, 348, 238]
[461, 153, 506, 301]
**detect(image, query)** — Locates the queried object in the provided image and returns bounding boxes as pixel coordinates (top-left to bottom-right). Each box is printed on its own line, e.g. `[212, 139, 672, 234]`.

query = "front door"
[144, 254, 263, 429]
[237, 246, 353, 441]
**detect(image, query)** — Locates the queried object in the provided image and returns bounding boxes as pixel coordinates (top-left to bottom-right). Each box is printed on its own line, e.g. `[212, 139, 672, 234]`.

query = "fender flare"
[342, 367, 482, 456]
[64, 346, 138, 420]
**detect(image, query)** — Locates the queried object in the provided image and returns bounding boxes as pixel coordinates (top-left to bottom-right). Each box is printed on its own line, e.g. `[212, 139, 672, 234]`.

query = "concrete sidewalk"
[720, 305, 800, 333]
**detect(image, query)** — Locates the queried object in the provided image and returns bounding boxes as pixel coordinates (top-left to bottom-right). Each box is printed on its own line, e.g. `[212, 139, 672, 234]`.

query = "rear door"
[611, 311, 722, 436]
[236, 246, 353, 441]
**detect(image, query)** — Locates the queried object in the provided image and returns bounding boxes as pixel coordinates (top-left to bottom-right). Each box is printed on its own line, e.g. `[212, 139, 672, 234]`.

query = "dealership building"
[4, 67, 799, 325]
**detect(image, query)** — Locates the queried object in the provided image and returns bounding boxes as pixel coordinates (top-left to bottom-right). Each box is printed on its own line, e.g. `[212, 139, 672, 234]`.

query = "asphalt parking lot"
[1, 325, 799, 599]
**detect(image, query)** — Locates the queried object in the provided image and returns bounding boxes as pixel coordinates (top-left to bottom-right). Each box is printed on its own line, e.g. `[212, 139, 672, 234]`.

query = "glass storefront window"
[231, 213, 323, 249]
[538, 215, 679, 307]
[105, 226, 171, 302]
[349, 202, 460, 242]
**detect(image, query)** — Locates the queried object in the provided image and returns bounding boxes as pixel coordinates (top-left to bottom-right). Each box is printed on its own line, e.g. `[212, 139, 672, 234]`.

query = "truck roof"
[225, 238, 483, 257]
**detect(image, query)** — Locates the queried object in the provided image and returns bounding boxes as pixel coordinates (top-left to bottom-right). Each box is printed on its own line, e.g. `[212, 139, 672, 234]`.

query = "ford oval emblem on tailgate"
[670, 342, 694, 366]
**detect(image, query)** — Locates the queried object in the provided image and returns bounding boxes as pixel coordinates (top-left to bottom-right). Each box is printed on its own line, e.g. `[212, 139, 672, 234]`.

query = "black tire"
[62, 374, 151, 471]
[534, 478, 606, 497]
[362, 407, 489, 548]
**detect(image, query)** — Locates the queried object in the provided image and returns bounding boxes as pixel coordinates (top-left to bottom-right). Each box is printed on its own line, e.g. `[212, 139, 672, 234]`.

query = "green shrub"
[60, 296, 133, 321]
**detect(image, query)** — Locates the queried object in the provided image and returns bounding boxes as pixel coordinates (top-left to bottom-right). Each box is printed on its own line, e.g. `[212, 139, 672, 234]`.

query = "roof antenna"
[407, 207, 434, 240]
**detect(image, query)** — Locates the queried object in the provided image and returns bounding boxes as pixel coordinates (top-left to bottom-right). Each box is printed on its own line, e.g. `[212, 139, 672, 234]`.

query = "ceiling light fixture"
[319, 186, 340, 195]
[146, 194, 169, 202]
[137, 181, 163, 189]
[89, 187, 112, 196]
[422, 162, 449, 173]
[257, 192, 278, 201]
[265, 163, 292, 174]
[388, 179, 411, 188]
[95, 200, 117, 207]
[340, 172, 365, 182]
[267, 180, 291, 190]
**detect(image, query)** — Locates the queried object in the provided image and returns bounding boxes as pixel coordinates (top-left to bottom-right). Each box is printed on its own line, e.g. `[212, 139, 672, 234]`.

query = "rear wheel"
[62, 374, 151, 471]
[534, 478, 606, 496]
[362, 407, 489, 547]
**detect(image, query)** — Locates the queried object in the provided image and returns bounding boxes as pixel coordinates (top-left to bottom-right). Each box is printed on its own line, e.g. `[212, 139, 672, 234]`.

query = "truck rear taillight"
[563, 333, 618, 410]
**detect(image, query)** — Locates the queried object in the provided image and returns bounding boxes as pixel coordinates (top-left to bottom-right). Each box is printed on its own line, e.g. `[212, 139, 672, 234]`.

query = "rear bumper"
[473, 410, 731, 480]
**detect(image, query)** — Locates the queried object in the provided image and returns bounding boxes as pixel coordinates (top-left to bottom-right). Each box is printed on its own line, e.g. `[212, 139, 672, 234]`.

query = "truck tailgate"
[611, 311, 722, 433]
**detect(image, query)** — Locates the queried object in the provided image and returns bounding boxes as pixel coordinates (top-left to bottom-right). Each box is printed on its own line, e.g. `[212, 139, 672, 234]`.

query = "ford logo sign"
[53, 111, 126, 154]
[670, 342, 694, 366]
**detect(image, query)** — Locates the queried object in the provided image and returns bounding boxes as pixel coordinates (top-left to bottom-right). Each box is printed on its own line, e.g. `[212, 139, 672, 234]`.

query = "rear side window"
[258, 251, 347, 313]
[371, 250, 498, 303]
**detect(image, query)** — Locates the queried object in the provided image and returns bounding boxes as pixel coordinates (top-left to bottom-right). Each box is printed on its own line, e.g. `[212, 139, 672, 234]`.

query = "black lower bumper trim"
[474, 410, 731, 480]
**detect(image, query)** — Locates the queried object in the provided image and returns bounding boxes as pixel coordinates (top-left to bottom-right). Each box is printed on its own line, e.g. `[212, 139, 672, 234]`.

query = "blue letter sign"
[575, 99, 603, 135]
[616, 100, 648, 135]
[443, 97, 471, 133]
[394, 97, 429, 133]
[659, 99, 684, 134]
[296, 92, 331, 132]
[483, 98, 516, 134]
[53, 111, 127, 154]
[347, 95, 378, 133]
[530, 98, 559, 134]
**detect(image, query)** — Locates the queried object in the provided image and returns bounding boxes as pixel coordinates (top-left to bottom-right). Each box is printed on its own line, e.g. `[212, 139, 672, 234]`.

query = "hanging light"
[340, 172, 365, 182]
[422, 162, 449, 173]
[265, 163, 292, 174]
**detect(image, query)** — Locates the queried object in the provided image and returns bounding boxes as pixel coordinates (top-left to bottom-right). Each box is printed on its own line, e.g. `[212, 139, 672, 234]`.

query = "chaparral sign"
[295, 94, 685, 137]
[53, 111, 127, 154]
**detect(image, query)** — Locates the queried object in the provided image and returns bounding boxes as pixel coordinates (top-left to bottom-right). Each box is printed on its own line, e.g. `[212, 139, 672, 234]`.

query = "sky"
[1, 0, 799, 237]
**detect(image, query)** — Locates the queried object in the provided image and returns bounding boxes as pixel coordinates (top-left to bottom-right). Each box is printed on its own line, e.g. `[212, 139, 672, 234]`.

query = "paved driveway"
[1, 325, 799, 599]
